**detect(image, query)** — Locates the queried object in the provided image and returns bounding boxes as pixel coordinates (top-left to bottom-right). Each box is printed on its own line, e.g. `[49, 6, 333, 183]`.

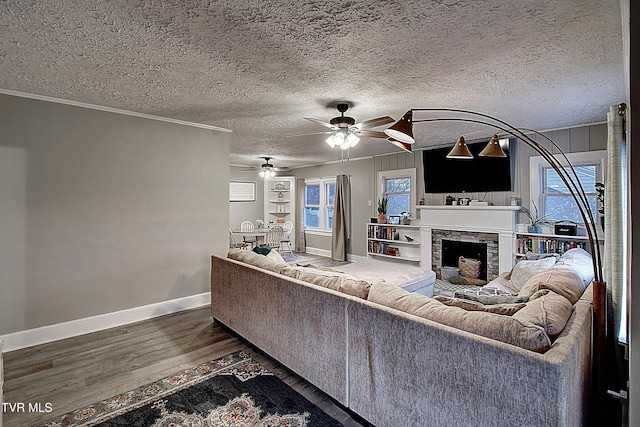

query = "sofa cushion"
[434, 296, 526, 315]
[556, 248, 595, 286]
[368, 282, 552, 353]
[227, 249, 287, 274]
[513, 291, 573, 337]
[507, 257, 557, 291]
[295, 269, 371, 299]
[518, 265, 586, 304]
[266, 249, 287, 265]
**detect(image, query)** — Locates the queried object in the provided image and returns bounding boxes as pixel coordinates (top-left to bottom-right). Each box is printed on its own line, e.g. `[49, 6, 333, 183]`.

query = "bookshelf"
[515, 232, 600, 257]
[367, 223, 421, 263]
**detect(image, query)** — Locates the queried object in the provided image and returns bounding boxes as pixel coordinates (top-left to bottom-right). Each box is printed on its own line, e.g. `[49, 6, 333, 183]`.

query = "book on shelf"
[368, 225, 399, 241]
[516, 236, 587, 255]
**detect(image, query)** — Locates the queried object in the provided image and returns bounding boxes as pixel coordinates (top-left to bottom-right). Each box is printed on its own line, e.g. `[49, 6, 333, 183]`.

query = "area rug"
[37, 351, 343, 427]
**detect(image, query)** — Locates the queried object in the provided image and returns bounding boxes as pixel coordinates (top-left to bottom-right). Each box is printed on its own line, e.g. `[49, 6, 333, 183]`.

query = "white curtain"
[605, 104, 628, 344]
[295, 178, 306, 253]
[331, 175, 351, 261]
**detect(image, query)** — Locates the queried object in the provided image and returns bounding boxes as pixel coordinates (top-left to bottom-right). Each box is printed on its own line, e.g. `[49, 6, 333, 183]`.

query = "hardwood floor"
[3, 305, 368, 427]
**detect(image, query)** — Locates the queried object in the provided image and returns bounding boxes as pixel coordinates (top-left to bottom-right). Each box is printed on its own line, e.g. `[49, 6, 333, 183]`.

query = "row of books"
[368, 241, 400, 256]
[516, 237, 587, 255]
[368, 226, 400, 241]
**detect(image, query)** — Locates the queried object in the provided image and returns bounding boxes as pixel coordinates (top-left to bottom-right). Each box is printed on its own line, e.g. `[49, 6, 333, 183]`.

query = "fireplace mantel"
[417, 205, 520, 276]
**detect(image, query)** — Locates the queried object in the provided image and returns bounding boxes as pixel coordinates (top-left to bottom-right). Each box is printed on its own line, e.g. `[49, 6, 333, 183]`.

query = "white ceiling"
[0, 0, 626, 169]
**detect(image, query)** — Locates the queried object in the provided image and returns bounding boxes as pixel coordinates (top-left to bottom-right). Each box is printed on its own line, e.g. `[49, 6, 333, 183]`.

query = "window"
[304, 178, 335, 232]
[377, 168, 416, 216]
[530, 150, 605, 224]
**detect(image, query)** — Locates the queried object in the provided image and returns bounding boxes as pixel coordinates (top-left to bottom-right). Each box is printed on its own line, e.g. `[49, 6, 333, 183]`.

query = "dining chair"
[265, 226, 284, 252]
[240, 220, 256, 245]
[280, 220, 294, 257]
[229, 229, 249, 250]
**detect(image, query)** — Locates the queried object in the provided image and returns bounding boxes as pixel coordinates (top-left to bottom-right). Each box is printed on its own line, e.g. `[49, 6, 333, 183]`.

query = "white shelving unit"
[264, 177, 296, 247]
[367, 223, 421, 264]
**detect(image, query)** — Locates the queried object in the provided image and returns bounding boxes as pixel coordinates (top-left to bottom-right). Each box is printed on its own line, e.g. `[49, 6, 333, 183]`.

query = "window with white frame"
[304, 178, 336, 232]
[530, 150, 606, 224]
[377, 168, 416, 216]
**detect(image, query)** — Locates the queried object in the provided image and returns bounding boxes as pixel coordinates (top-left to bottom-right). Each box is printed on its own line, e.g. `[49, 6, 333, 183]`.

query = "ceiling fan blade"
[303, 117, 339, 130]
[353, 116, 395, 130]
[285, 130, 334, 137]
[387, 138, 412, 153]
[356, 130, 388, 138]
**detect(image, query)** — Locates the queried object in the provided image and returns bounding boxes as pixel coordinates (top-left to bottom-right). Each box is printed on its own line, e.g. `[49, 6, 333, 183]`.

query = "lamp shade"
[386, 138, 412, 153]
[446, 136, 473, 159]
[384, 110, 414, 144]
[479, 134, 507, 157]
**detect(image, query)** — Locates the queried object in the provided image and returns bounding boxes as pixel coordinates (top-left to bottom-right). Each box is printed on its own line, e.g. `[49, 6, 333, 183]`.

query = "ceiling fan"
[241, 157, 289, 178]
[287, 103, 404, 151]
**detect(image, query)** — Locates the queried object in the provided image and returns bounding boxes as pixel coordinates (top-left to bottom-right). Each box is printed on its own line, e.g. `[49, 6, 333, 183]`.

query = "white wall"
[291, 158, 374, 257]
[229, 166, 265, 229]
[0, 94, 230, 335]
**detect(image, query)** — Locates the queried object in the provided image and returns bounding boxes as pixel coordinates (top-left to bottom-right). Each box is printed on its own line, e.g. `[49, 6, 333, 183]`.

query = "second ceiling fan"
[287, 103, 410, 152]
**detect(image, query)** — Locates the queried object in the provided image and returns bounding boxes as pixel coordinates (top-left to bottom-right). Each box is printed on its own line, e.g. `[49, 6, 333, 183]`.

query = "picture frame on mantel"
[229, 181, 256, 202]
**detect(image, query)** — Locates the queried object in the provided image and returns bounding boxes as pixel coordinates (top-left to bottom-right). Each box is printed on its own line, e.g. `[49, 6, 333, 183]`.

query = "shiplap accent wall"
[374, 123, 607, 221]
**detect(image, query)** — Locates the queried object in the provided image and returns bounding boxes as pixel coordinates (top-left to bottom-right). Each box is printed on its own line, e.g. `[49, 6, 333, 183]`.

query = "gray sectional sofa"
[210, 248, 594, 427]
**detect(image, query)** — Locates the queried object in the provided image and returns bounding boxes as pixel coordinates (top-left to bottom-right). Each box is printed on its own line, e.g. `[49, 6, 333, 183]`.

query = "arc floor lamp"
[385, 107, 607, 416]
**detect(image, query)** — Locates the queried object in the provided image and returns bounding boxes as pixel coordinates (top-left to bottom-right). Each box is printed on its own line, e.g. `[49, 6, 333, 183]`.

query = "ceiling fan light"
[258, 170, 265, 178]
[479, 134, 507, 157]
[345, 133, 360, 148]
[325, 135, 337, 148]
[384, 110, 415, 144]
[446, 136, 474, 159]
[333, 131, 346, 147]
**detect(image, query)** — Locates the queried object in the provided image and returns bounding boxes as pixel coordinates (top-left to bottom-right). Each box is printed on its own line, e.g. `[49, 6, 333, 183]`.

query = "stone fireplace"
[417, 205, 519, 277]
[434, 232, 498, 280]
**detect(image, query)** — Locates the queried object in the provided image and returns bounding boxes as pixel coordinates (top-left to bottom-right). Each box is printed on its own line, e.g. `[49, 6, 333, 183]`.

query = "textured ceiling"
[0, 0, 626, 169]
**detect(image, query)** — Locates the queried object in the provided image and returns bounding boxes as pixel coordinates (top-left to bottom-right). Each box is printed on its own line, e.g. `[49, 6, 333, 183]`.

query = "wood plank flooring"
[3, 305, 368, 427]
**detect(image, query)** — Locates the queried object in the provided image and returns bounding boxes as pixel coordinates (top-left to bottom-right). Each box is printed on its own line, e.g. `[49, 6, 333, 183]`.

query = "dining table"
[231, 228, 272, 246]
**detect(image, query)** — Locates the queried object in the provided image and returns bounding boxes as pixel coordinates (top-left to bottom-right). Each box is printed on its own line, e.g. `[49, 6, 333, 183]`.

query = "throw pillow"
[434, 296, 526, 315]
[266, 249, 287, 265]
[556, 248, 595, 286]
[453, 289, 529, 305]
[518, 265, 586, 305]
[524, 251, 561, 261]
[513, 291, 573, 337]
[507, 257, 557, 292]
[253, 245, 271, 255]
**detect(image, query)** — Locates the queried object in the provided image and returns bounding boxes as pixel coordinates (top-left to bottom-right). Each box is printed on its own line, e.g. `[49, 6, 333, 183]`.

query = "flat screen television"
[422, 139, 513, 193]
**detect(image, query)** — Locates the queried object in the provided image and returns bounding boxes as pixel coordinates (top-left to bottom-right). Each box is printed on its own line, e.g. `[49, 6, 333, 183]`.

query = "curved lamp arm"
[387, 108, 603, 282]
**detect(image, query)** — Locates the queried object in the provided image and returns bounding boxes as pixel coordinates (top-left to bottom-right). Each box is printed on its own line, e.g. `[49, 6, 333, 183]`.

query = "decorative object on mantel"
[520, 201, 552, 233]
[384, 107, 609, 416]
[377, 197, 388, 224]
[400, 211, 412, 225]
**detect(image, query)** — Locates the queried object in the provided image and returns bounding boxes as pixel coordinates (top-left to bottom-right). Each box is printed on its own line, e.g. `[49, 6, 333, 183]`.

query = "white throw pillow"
[507, 257, 557, 292]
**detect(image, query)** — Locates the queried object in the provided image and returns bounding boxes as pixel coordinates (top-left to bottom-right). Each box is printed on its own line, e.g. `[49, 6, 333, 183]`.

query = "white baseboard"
[303, 247, 332, 258]
[0, 293, 211, 352]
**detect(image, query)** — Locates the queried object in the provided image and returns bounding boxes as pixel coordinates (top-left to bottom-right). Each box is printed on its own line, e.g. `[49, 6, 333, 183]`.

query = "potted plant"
[520, 201, 552, 233]
[377, 197, 388, 224]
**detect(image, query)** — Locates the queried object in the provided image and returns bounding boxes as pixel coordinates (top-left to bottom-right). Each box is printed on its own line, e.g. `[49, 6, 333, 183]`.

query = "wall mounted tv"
[422, 138, 513, 194]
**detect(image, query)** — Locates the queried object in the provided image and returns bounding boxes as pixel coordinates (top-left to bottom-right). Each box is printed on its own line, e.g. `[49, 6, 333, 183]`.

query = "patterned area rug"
[37, 351, 343, 427]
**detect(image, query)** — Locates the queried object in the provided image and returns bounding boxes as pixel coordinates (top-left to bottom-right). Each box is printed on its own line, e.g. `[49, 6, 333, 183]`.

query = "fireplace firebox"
[442, 240, 488, 280]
